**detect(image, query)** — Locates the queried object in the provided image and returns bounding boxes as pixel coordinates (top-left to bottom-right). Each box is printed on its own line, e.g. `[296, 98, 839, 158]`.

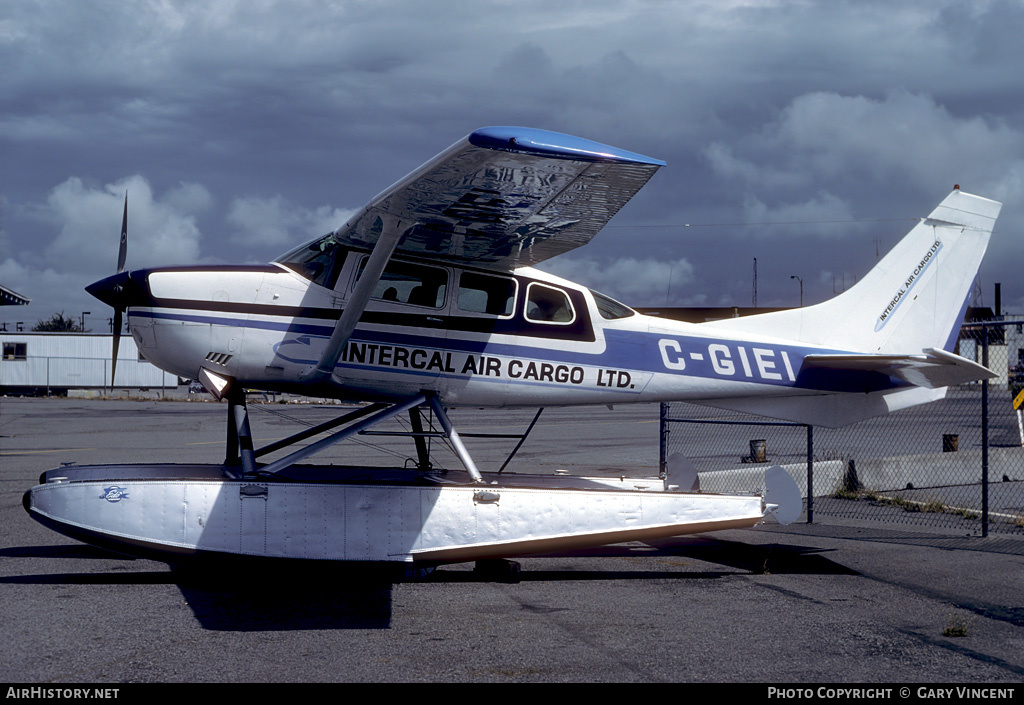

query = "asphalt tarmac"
[2, 397, 1023, 684]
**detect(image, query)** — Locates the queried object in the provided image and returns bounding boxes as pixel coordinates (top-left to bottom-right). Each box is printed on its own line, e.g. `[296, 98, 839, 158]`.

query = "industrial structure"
[0, 332, 175, 395]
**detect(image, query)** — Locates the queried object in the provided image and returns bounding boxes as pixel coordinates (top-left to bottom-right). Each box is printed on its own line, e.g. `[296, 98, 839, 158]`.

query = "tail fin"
[708, 189, 1002, 355]
[695, 189, 1001, 427]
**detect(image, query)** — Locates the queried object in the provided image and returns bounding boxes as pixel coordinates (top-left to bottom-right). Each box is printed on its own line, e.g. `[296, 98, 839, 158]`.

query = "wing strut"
[305, 212, 416, 381]
[221, 391, 487, 484]
[259, 394, 429, 476]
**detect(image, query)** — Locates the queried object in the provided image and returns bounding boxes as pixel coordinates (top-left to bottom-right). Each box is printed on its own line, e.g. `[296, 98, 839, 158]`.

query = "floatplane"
[24, 127, 1000, 575]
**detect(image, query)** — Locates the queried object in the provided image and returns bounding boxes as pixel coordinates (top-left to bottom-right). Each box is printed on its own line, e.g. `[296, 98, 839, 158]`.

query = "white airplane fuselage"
[120, 253, 872, 411]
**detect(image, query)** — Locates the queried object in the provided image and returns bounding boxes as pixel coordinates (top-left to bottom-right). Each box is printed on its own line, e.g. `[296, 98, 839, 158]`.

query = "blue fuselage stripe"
[132, 307, 897, 393]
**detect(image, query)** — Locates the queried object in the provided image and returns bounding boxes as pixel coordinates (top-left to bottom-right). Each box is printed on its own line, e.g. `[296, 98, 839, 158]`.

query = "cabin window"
[457, 272, 516, 317]
[276, 235, 348, 289]
[591, 289, 635, 320]
[525, 283, 575, 324]
[3, 342, 27, 361]
[359, 258, 448, 308]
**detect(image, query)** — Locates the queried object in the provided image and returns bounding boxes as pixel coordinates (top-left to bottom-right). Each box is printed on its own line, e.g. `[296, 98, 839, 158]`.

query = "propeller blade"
[111, 192, 127, 389]
[117, 192, 128, 274]
[111, 308, 122, 390]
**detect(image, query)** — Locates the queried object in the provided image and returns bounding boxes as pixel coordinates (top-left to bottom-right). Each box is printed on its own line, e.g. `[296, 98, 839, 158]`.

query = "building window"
[2, 342, 27, 361]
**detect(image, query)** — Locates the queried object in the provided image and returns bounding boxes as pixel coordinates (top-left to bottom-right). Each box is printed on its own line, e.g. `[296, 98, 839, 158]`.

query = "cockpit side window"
[457, 272, 516, 317]
[275, 234, 348, 290]
[357, 258, 448, 308]
[525, 283, 575, 324]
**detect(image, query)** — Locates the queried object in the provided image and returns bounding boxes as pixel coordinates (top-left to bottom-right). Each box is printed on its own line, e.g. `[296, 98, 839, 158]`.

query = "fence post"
[659, 402, 669, 479]
[982, 323, 989, 538]
[806, 424, 814, 524]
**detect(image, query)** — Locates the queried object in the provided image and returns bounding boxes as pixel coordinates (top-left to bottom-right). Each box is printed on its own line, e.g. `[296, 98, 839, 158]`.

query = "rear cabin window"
[360, 259, 448, 308]
[525, 283, 575, 324]
[457, 272, 516, 317]
[591, 289, 635, 320]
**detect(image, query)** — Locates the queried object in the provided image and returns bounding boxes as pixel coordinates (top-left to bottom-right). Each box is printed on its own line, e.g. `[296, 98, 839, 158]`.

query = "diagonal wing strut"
[303, 212, 417, 381]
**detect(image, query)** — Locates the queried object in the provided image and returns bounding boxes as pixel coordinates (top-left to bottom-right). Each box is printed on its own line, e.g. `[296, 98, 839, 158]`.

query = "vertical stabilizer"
[706, 189, 1002, 355]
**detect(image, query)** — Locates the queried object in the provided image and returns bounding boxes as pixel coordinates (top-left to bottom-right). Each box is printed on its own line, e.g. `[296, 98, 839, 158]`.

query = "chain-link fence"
[660, 323, 1024, 536]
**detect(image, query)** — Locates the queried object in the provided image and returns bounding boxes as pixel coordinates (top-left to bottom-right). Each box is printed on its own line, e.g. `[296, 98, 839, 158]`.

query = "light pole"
[790, 276, 803, 307]
[80, 311, 91, 331]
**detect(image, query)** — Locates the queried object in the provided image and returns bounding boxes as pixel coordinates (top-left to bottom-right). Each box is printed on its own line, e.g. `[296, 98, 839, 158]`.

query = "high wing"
[306, 127, 665, 379]
[330, 126, 666, 270]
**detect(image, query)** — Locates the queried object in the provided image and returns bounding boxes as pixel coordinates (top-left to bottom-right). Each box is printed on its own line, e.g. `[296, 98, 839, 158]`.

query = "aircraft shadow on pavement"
[3, 535, 858, 631]
[171, 564, 395, 632]
[0, 544, 125, 560]
[1, 545, 396, 631]
[427, 536, 860, 582]
[645, 536, 861, 575]
[479, 537, 860, 577]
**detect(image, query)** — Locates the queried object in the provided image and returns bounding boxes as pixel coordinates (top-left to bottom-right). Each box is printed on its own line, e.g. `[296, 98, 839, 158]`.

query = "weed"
[830, 487, 861, 500]
[943, 610, 971, 638]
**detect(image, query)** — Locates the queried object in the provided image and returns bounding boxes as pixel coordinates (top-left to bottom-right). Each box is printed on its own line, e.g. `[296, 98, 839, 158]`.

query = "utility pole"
[790, 275, 803, 307]
[752, 258, 757, 308]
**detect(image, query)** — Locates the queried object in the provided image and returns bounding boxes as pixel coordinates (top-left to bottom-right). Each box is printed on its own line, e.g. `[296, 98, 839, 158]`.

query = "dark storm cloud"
[2, 0, 1023, 328]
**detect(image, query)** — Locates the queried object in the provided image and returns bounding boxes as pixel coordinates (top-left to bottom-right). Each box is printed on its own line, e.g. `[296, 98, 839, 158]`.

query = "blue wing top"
[328, 127, 665, 270]
[467, 127, 666, 166]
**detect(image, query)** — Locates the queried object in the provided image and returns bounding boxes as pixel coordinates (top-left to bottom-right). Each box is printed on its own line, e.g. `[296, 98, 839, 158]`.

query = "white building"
[1, 333, 176, 393]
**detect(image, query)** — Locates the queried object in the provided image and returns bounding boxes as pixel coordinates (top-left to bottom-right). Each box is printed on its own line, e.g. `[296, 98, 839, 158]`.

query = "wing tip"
[469, 126, 666, 167]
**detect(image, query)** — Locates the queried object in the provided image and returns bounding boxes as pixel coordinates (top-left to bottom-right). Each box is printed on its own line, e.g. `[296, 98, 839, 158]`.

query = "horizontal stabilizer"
[691, 386, 947, 428]
[801, 347, 995, 389]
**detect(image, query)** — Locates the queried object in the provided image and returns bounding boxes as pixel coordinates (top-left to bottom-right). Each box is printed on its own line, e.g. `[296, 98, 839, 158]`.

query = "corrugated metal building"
[1, 333, 175, 393]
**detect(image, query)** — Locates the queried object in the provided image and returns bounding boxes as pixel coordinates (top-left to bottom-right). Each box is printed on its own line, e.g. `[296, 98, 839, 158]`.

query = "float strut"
[226, 390, 257, 477]
[427, 395, 484, 484]
[408, 407, 432, 471]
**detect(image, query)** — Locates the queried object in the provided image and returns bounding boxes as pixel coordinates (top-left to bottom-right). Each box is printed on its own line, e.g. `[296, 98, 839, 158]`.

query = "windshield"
[275, 233, 347, 289]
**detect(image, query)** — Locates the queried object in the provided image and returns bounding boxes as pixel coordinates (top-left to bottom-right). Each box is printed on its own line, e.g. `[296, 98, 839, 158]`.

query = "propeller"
[111, 193, 128, 389]
[86, 194, 130, 390]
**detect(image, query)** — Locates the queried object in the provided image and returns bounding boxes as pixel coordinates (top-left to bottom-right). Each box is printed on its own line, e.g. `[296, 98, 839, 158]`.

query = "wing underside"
[330, 127, 665, 270]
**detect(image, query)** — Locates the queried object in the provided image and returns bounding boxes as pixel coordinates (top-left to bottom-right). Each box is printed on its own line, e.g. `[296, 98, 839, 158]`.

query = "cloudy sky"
[3, 0, 1023, 332]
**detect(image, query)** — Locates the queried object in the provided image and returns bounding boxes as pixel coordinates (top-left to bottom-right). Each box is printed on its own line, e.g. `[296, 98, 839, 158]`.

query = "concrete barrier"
[845, 447, 1024, 491]
[697, 447, 1024, 498]
[698, 460, 845, 499]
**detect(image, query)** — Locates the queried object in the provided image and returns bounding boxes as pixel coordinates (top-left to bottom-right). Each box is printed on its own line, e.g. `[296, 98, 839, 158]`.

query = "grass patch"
[943, 610, 972, 638]
[830, 487, 861, 500]
[831, 488, 983, 520]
